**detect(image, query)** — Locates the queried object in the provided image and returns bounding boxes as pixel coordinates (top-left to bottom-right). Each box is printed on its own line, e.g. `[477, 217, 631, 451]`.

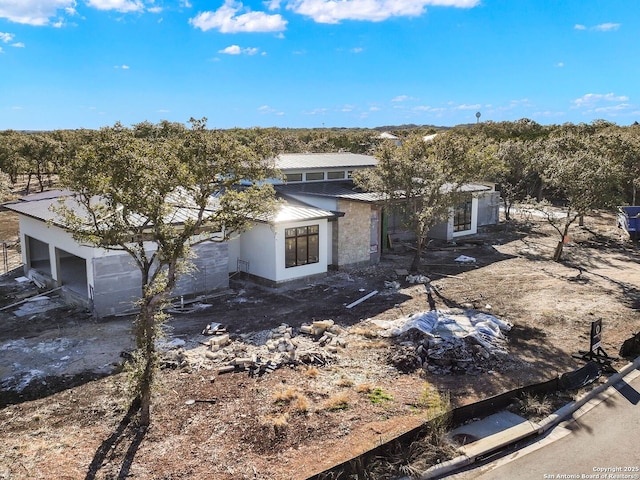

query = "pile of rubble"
[376, 309, 512, 375]
[161, 320, 348, 377]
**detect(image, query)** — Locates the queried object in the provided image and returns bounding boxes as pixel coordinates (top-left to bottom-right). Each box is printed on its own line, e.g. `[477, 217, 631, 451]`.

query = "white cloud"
[114, 64, 130, 69]
[305, 108, 329, 115]
[12, 42, 25, 48]
[0, 0, 75, 26]
[190, 0, 287, 33]
[87, 0, 144, 13]
[455, 103, 481, 110]
[594, 103, 630, 113]
[573, 92, 629, 108]
[286, 0, 479, 24]
[533, 110, 565, 118]
[575, 22, 620, 32]
[350, 47, 363, 53]
[0, 32, 14, 43]
[258, 105, 284, 115]
[593, 22, 620, 32]
[392, 95, 413, 102]
[556, 62, 564, 67]
[219, 45, 260, 55]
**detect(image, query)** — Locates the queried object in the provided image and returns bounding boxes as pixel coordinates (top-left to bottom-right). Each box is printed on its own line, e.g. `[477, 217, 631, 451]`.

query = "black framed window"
[285, 173, 303, 182]
[285, 225, 319, 268]
[454, 198, 472, 232]
[305, 172, 324, 181]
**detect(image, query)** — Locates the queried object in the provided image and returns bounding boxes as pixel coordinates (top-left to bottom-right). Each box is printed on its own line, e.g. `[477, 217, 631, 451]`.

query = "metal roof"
[270, 203, 336, 224]
[3, 189, 222, 229]
[4, 189, 336, 229]
[276, 181, 385, 203]
[275, 152, 377, 171]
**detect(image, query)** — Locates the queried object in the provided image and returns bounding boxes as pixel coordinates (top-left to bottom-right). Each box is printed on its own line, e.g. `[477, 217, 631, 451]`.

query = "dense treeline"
[0, 119, 638, 208]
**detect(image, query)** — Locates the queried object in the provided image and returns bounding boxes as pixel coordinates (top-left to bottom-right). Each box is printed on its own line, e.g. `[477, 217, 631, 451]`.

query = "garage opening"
[26, 236, 51, 275]
[56, 248, 88, 298]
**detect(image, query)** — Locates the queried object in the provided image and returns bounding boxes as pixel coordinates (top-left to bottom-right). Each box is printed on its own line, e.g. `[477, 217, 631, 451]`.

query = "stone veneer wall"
[335, 199, 371, 267]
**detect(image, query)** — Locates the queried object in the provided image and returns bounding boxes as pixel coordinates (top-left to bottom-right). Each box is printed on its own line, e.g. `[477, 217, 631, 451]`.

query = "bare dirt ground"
[0, 209, 639, 480]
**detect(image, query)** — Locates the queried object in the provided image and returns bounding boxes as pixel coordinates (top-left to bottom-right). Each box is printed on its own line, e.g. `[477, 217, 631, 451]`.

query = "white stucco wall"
[273, 219, 328, 282]
[233, 219, 329, 283]
[18, 216, 124, 294]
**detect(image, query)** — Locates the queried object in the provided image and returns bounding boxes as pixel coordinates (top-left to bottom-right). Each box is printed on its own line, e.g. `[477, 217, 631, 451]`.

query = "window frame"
[453, 198, 473, 232]
[285, 224, 320, 268]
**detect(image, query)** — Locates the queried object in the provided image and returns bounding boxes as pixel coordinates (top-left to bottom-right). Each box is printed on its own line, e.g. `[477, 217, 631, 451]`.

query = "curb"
[417, 355, 640, 479]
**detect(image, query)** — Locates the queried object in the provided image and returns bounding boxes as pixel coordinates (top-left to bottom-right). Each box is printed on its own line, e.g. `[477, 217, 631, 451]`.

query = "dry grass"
[304, 366, 320, 378]
[416, 382, 450, 418]
[349, 326, 380, 338]
[323, 392, 351, 411]
[336, 377, 354, 388]
[261, 413, 290, 435]
[292, 395, 310, 413]
[355, 383, 373, 394]
[514, 393, 553, 419]
[272, 388, 310, 414]
[272, 388, 301, 404]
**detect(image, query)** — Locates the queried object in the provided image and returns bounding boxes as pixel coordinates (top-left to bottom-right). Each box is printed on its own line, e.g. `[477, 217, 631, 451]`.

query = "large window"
[454, 198, 472, 232]
[327, 171, 345, 180]
[285, 225, 319, 268]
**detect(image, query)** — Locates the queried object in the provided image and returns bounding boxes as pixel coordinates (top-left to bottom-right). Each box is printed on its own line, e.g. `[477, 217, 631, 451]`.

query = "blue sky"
[0, 0, 638, 130]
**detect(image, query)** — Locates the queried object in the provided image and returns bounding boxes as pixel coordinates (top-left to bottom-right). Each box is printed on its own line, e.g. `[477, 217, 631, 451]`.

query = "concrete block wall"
[91, 241, 229, 318]
[336, 199, 371, 267]
[173, 241, 229, 297]
[92, 253, 142, 317]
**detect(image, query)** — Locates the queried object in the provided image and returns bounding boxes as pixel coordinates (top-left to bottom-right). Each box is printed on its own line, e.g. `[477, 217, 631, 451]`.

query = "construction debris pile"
[161, 320, 347, 377]
[374, 309, 513, 375]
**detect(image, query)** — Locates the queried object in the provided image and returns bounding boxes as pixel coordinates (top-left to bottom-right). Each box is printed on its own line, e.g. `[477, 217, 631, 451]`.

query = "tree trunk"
[136, 302, 158, 427]
[410, 234, 424, 272]
[553, 222, 572, 262]
[553, 241, 564, 262]
[503, 197, 511, 221]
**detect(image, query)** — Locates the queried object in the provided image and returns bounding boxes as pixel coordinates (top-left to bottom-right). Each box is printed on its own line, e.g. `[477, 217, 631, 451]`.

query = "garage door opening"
[56, 248, 88, 298]
[26, 236, 51, 275]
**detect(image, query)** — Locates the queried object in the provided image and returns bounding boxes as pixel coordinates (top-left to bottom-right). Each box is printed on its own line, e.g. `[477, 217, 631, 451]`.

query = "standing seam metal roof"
[274, 153, 377, 170]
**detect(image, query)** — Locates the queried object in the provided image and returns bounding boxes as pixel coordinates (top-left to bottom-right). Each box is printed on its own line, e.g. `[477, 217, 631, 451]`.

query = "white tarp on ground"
[372, 309, 513, 353]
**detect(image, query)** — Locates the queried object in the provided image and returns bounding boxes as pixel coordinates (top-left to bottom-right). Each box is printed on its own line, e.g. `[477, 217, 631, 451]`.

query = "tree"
[56, 119, 279, 426]
[491, 139, 542, 220]
[534, 127, 624, 261]
[356, 132, 486, 272]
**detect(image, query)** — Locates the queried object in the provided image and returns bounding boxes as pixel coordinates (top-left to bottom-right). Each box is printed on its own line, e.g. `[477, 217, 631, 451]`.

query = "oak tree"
[56, 119, 278, 425]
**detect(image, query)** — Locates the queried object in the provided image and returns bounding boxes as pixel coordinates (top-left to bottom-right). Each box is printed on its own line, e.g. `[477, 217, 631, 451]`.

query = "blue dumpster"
[618, 206, 640, 241]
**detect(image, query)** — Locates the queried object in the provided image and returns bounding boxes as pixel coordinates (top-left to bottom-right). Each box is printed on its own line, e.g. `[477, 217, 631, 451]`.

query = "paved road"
[447, 368, 640, 480]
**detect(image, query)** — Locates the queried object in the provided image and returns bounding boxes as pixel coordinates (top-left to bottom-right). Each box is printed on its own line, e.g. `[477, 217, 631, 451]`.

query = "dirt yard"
[0, 209, 639, 480]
